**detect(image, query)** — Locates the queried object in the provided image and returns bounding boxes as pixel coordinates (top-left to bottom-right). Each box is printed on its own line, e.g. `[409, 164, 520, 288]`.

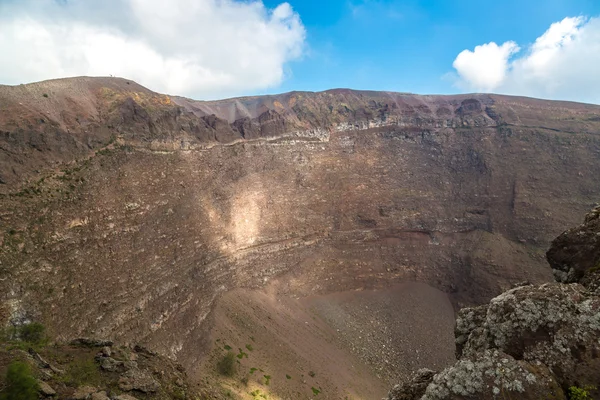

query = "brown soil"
[198, 282, 455, 399]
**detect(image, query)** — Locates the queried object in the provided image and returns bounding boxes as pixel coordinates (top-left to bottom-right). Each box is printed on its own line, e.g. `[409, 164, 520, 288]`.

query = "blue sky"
[265, 0, 600, 95]
[1, 0, 600, 102]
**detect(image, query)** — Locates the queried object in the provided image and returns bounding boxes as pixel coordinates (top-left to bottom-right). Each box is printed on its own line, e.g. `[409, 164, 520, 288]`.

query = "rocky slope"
[0, 337, 199, 399]
[2, 77, 600, 398]
[388, 206, 600, 399]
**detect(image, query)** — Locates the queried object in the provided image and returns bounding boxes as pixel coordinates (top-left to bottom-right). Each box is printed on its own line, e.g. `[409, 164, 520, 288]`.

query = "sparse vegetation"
[286, 374, 292, 380]
[311, 386, 321, 396]
[308, 370, 316, 377]
[236, 348, 248, 359]
[263, 374, 271, 385]
[250, 389, 267, 399]
[96, 148, 112, 156]
[171, 387, 186, 400]
[1, 322, 47, 349]
[568, 385, 596, 400]
[0, 361, 38, 400]
[42, 93, 48, 98]
[18, 322, 45, 344]
[61, 359, 101, 387]
[589, 260, 600, 273]
[217, 352, 236, 377]
[245, 344, 254, 351]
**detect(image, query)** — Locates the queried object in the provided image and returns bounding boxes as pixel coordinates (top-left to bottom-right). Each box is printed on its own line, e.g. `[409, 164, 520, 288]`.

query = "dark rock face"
[547, 205, 600, 283]
[388, 207, 600, 400]
[388, 369, 436, 400]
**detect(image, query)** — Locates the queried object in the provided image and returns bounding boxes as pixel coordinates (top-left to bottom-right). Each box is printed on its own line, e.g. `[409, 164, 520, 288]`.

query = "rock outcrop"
[0, 338, 197, 400]
[388, 207, 600, 399]
[547, 205, 600, 286]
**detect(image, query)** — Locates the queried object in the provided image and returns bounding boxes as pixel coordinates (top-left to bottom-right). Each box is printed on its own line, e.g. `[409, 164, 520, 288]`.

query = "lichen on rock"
[388, 206, 600, 400]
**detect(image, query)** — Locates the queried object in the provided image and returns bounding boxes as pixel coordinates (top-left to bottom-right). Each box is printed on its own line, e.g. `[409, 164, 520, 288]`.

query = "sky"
[0, 0, 599, 103]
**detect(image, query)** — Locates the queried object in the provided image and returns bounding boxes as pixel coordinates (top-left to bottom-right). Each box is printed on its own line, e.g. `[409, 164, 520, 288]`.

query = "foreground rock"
[388, 207, 600, 399]
[0, 339, 197, 400]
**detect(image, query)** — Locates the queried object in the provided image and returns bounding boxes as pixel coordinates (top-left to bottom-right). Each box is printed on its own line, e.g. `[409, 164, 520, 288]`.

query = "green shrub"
[0, 361, 38, 400]
[42, 94, 48, 98]
[18, 323, 45, 344]
[263, 374, 271, 385]
[236, 349, 248, 359]
[217, 352, 236, 377]
[569, 385, 596, 400]
[1, 322, 47, 349]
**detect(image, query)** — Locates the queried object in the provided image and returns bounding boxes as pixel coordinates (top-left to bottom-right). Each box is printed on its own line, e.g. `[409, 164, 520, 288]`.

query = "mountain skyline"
[0, 0, 599, 103]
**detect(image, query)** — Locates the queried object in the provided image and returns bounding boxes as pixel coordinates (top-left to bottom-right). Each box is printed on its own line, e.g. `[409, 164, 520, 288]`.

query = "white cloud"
[453, 41, 520, 92]
[451, 16, 600, 104]
[0, 0, 306, 99]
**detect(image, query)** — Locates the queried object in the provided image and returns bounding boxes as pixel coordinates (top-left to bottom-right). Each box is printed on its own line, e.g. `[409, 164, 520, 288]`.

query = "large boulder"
[388, 283, 600, 399]
[419, 350, 564, 400]
[387, 206, 600, 400]
[456, 283, 600, 384]
[118, 367, 160, 393]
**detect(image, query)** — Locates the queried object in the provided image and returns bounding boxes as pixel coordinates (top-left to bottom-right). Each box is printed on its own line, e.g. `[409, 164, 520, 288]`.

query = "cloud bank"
[452, 17, 600, 104]
[0, 0, 306, 99]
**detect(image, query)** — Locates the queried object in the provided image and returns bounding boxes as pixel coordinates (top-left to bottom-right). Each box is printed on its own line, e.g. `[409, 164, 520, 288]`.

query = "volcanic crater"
[1, 77, 600, 399]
